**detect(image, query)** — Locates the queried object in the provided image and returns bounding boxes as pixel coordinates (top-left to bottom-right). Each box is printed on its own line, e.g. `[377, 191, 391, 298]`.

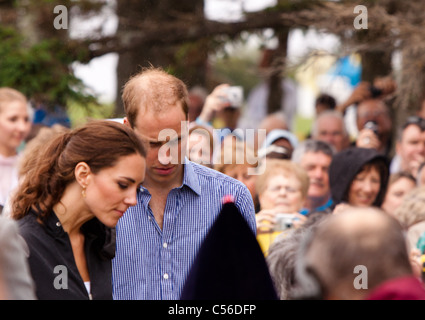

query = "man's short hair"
[121, 67, 189, 128]
[298, 207, 412, 299]
[315, 93, 336, 110]
[291, 139, 335, 164]
[311, 110, 349, 138]
[396, 115, 425, 141]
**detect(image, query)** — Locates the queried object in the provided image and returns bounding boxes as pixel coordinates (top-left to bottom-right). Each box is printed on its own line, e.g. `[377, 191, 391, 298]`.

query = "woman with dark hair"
[11, 120, 146, 300]
[329, 147, 390, 211]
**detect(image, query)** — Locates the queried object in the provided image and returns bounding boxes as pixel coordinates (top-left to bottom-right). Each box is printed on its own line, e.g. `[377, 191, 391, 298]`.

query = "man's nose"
[311, 167, 324, 179]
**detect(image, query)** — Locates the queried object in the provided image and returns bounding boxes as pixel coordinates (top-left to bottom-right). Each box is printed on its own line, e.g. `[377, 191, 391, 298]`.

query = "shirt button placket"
[161, 239, 172, 298]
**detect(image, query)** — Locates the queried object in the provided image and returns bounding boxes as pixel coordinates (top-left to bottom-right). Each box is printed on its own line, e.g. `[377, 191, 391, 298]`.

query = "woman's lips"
[115, 209, 125, 217]
[356, 196, 374, 205]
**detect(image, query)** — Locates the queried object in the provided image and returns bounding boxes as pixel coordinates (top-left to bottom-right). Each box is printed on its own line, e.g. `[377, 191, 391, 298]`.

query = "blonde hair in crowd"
[255, 159, 310, 199]
[0, 87, 28, 112]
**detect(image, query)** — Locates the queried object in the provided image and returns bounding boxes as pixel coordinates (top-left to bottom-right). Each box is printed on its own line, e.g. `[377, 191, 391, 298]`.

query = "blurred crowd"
[1, 64, 425, 301]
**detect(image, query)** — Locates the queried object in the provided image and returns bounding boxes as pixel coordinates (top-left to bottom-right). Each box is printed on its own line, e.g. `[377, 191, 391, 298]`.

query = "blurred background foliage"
[0, 0, 424, 129]
[0, 26, 95, 109]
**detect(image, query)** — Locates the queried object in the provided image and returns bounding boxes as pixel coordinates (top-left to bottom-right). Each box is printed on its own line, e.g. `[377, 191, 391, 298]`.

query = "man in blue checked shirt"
[112, 67, 256, 300]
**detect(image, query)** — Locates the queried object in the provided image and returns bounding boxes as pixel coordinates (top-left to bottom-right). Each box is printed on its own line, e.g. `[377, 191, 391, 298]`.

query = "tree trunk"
[395, 45, 425, 126]
[0, 0, 18, 27]
[266, 28, 289, 115]
[359, 50, 392, 83]
[15, 0, 71, 45]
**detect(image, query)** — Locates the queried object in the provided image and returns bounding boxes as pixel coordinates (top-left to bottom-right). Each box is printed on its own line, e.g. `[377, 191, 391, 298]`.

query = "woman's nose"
[124, 190, 138, 206]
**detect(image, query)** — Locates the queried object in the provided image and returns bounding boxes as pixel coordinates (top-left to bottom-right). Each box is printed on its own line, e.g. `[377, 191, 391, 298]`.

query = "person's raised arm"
[197, 84, 231, 124]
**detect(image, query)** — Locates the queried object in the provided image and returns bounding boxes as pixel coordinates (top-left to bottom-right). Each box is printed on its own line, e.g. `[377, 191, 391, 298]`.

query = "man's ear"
[75, 162, 91, 187]
[123, 117, 131, 128]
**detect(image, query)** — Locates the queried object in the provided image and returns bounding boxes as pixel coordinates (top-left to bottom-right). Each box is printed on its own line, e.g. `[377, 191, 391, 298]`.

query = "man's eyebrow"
[140, 132, 185, 144]
[160, 134, 184, 142]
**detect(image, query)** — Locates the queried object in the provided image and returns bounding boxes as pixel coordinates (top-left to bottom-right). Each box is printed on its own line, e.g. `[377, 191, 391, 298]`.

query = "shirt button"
[163, 242, 167, 248]
[163, 273, 169, 280]
[56, 222, 61, 227]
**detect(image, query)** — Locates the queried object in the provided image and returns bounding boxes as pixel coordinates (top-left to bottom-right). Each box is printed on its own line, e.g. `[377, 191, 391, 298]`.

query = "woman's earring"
[82, 186, 87, 198]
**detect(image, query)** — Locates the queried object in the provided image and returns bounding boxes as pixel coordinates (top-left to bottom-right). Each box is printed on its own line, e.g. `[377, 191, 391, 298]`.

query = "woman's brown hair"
[11, 120, 146, 221]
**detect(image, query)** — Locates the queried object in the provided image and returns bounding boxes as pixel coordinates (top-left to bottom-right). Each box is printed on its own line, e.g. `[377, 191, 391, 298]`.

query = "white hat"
[261, 129, 298, 150]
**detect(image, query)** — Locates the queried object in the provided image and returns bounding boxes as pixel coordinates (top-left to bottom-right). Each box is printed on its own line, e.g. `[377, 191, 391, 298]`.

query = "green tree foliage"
[0, 26, 96, 109]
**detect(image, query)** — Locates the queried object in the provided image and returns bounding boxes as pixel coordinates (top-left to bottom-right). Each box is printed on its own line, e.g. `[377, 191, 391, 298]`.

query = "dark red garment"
[366, 276, 425, 300]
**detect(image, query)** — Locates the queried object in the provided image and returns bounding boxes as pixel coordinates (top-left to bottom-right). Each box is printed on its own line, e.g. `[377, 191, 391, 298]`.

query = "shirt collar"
[181, 158, 201, 196]
[138, 158, 201, 196]
[40, 210, 67, 238]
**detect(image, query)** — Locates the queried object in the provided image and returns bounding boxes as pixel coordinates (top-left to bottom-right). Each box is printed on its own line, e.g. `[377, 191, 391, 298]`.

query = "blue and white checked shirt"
[112, 160, 256, 300]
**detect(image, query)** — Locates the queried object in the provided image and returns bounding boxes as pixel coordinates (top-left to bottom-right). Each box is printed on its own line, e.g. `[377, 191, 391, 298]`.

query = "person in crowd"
[293, 207, 425, 300]
[291, 139, 335, 215]
[329, 147, 389, 213]
[266, 228, 304, 299]
[214, 141, 260, 212]
[214, 98, 243, 134]
[417, 162, 425, 186]
[354, 98, 393, 156]
[17, 124, 69, 179]
[254, 111, 289, 151]
[258, 129, 298, 161]
[381, 172, 416, 216]
[194, 83, 247, 148]
[331, 77, 396, 156]
[257, 111, 289, 133]
[187, 124, 215, 168]
[2, 124, 69, 218]
[0, 215, 36, 299]
[266, 212, 329, 300]
[335, 76, 397, 115]
[113, 67, 256, 300]
[11, 120, 147, 299]
[255, 159, 309, 254]
[196, 84, 242, 129]
[314, 93, 336, 115]
[311, 110, 350, 152]
[390, 116, 425, 178]
[392, 186, 425, 252]
[193, 83, 231, 128]
[0, 87, 32, 213]
[187, 85, 208, 123]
